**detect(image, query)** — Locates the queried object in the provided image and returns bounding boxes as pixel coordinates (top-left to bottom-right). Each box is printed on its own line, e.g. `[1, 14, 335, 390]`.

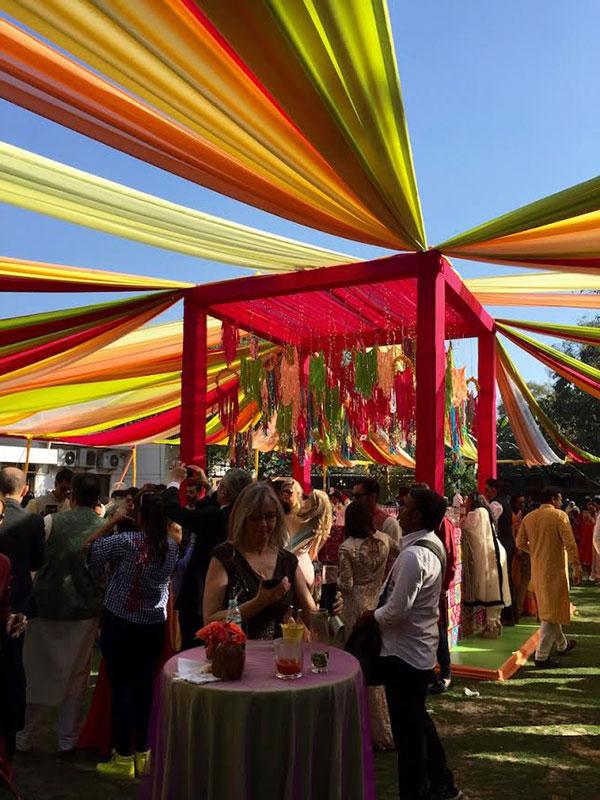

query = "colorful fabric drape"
[498, 324, 600, 399]
[0, 321, 187, 395]
[465, 270, 600, 308]
[0, 309, 279, 440]
[438, 174, 600, 271]
[0, 1, 423, 250]
[496, 340, 600, 463]
[0, 292, 181, 383]
[199, 0, 425, 250]
[0, 255, 192, 292]
[496, 318, 600, 347]
[0, 141, 355, 272]
[495, 344, 562, 467]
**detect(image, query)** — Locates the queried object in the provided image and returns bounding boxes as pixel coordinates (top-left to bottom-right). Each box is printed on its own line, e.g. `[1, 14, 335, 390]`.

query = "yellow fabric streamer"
[0, 0, 407, 249]
[0, 141, 355, 272]
[465, 271, 600, 308]
[201, 0, 425, 249]
[0, 255, 193, 291]
[438, 174, 600, 271]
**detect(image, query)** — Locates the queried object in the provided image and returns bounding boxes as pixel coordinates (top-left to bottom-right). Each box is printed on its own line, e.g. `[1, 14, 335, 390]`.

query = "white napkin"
[173, 672, 221, 685]
[174, 656, 221, 684]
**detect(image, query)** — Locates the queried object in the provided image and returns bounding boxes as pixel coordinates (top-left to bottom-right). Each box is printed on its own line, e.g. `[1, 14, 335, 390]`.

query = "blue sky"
[1, 1, 599, 385]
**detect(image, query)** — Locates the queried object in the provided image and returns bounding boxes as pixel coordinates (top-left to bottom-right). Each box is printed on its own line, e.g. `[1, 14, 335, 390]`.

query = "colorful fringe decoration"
[216, 373, 239, 435]
[280, 346, 301, 433]
[221, 320, 240, 366]
[309, 351, 327, 397]
[394, 366, 415, 435]
[240, 357, 264, 404]
[354, 346, 378, 398]
[376, 347, 396, 397]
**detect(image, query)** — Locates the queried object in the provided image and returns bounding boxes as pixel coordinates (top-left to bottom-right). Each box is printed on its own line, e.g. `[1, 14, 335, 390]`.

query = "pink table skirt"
[144, 640, 375, 800]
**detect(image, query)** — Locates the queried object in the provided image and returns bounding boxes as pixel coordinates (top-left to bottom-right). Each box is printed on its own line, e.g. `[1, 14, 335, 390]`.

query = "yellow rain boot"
[134, 750, 151, 777]
[96, 751, 135, 779]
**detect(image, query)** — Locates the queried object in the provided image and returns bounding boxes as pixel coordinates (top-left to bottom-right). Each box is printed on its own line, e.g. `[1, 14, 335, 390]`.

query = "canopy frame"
[180, 251, 496, 493]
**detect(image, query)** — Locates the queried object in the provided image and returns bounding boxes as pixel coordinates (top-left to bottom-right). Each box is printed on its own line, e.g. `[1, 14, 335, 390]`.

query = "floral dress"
[339, 532, 399, 750]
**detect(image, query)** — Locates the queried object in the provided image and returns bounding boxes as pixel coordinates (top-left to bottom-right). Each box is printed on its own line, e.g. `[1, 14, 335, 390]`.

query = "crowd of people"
[0, 461, 594, 800]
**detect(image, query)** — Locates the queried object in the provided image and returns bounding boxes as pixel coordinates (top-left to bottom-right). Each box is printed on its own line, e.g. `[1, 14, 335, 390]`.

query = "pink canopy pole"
[180, 294, 207, 469]
[477, 332, 497, 490]
[292, 353, 312, 493]
[292, 453, 311, 495]
[415, 253, 446, 494]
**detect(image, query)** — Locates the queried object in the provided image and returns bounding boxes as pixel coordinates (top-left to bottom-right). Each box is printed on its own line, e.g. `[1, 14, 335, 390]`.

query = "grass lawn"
[8, 584, 599, 800]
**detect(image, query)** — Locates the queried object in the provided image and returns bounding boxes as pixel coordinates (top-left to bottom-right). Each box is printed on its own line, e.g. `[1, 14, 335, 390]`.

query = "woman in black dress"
[203, 482, 318, 640]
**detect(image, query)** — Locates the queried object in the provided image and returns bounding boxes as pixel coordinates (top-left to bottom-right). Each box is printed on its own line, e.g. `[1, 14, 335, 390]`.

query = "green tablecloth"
[145, 640, 375, 800]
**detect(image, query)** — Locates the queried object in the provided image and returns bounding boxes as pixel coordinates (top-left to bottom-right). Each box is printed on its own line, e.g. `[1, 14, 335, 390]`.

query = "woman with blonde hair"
[290, 490, 333, 559]
[203, 482, 318, 640]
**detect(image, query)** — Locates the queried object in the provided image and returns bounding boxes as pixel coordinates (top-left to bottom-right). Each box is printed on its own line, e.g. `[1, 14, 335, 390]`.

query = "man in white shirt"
[351, 477, 401, 544]
[363, 488, 462, 800]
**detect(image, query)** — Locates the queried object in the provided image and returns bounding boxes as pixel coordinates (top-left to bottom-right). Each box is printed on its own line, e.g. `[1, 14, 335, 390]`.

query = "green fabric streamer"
[240, 357, 264, 404]
[437, 174, 600, 250]
[309, 352, 327, 397]
[276, 403, 293, 448]
[496, 318, 600, 345]
[354, 347, 378, 397]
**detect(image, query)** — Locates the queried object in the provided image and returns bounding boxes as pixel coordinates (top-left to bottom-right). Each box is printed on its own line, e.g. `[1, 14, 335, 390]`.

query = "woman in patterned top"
[86, 491, 180, 780]
[203, 482, 318, 640]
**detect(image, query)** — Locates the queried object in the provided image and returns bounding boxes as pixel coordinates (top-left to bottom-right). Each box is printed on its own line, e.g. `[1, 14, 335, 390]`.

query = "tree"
[543, 316, 600, 454]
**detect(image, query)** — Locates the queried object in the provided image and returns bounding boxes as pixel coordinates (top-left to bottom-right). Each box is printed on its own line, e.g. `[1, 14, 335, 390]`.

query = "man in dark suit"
[162, 466, 252, 649]
[0, 467, 45, 762]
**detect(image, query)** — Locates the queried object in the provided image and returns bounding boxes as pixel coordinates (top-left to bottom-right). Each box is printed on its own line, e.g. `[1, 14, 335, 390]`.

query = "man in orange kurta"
[516, 486, 581, 668]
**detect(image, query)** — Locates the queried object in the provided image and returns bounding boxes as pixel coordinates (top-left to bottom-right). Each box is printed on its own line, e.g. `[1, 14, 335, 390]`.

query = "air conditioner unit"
[57, 449, 78, 467]
[100, 451, 124, 470]
[82, 449, 98, 468]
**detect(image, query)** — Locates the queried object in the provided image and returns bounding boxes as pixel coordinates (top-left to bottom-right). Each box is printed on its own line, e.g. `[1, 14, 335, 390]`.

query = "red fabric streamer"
[394, 367, 415, 434]
[217, 377, 240, 434]
[221, 319, 240, 366]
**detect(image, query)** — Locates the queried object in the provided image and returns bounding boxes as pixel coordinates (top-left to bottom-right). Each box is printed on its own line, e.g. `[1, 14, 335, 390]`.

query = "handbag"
[345, 615, 383, 686]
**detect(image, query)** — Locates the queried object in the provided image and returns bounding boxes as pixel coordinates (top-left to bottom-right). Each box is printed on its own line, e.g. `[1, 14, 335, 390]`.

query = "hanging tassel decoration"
[445, 344, 454, 416]
[309, 351, 327, 399]
[216, 371, 239, 435]
[248, 334, 260, 360]
[280, 346, 301, 433]
[377, 348, 395, 397]
[221, 319, 240, 366]
[354, 347, 378, 398]
[394, 365, 416, 436]
[240, 357, 264, 405]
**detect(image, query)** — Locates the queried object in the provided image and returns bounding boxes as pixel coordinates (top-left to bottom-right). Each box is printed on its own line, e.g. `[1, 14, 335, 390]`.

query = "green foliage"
[445, 459, 477, 497]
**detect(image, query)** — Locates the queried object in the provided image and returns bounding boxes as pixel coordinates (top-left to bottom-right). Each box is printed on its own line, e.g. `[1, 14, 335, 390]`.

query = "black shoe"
[58, 748, 77, 762]
[556, 639, 576, 656]
[429, 677, 451, 694]
[534, 657, 559, 669]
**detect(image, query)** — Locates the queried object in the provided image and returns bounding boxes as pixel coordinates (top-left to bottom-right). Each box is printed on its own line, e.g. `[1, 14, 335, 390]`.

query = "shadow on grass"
[376, 585, 600, 800]
[7, 587, 599, 800]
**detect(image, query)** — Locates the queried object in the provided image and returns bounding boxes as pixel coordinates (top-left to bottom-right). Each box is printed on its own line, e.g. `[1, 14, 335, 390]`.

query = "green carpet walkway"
[9, 585, 599, 800]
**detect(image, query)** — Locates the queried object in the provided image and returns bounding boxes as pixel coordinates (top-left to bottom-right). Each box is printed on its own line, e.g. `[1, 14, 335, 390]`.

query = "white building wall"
[135, 443, 179, 487]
